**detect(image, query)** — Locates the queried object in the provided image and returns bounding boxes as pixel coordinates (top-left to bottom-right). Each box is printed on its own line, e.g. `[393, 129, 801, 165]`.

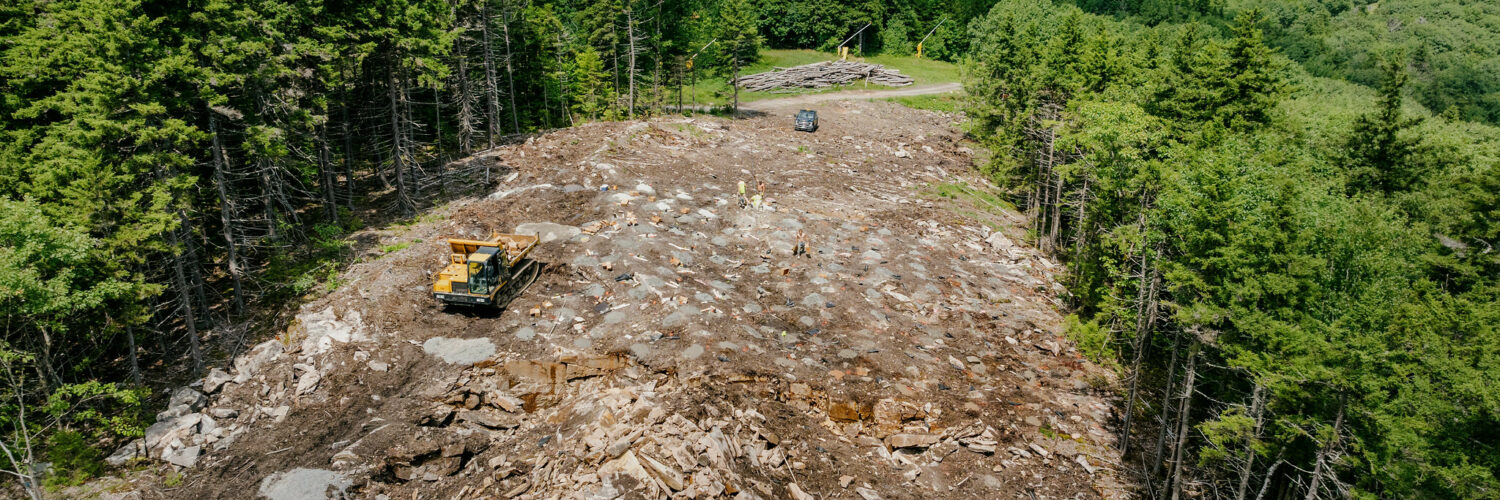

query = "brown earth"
[95, 97, 1134, 499]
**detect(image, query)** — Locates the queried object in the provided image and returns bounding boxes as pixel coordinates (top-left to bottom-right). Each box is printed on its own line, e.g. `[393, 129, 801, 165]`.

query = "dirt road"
[743, 82, 963, 111]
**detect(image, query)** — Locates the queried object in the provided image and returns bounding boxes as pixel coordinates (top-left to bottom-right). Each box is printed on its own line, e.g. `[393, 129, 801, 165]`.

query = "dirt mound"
[115, 99, 1133, 499]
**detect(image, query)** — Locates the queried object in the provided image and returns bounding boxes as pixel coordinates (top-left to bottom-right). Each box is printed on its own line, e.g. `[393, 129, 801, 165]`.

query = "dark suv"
[794, 109, 818, 132]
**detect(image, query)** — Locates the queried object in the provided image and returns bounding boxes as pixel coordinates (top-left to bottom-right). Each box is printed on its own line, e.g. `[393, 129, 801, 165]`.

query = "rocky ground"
[94, 97, 1133, 499]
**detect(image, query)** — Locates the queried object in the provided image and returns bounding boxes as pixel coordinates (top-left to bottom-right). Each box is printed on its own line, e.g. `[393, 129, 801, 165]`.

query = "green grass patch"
[380, 241, 413, 254]
[885, 94, 962, 113]
[926, 180, 1016, 213]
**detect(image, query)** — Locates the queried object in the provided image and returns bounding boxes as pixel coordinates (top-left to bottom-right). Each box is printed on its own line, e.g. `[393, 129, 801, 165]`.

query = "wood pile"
[733, 61, 914, 91]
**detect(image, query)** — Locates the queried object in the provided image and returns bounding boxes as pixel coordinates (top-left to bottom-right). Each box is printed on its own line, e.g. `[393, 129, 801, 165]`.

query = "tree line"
[965, 0, 1499, 498]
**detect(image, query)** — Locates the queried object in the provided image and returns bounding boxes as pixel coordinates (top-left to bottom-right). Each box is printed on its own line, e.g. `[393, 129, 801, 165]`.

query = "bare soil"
[99, 97, 1134, 500]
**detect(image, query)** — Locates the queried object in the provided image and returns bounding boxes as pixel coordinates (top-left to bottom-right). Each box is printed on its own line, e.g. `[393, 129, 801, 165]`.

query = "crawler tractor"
[432, 232, 540, 308]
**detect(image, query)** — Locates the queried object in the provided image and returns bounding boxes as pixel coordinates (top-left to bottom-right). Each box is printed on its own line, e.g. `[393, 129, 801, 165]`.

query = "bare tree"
[1303, 394, 1347, 500]
[1235, 382, 1267, 500]
[500, 3, 520, 134]
[387, 62, 416, 215]
[0, 353, 44, 500]
[208, 106, 247, 315]
[1167, 339, 1201, 500]
[625, 7, 639, 119]
[454, 32, 479, 154]
[480, 1, 501, 148]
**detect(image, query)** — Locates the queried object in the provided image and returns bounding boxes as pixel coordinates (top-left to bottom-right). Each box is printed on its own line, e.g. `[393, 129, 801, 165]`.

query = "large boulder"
[144, 414, 202, 451]
[169, 387, 206, 412]
[202, 368, 232, 394]
[233, 340, 286, 384]
[105, 439, 144, 467]
[162, 446, 202, 468]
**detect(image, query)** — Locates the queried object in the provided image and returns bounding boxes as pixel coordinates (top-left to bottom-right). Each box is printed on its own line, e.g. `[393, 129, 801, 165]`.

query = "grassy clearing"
[885, 93, 963, 113]
[679, 49, 960, 107]
[928, 180, 1015, 212]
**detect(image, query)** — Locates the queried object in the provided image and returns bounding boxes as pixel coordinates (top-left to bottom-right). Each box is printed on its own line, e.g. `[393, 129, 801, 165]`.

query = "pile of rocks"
[107, 384, 245, 469]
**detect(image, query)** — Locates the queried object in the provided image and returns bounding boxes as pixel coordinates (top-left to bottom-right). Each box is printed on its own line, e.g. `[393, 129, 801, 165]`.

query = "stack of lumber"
[734, 61, 915, 91]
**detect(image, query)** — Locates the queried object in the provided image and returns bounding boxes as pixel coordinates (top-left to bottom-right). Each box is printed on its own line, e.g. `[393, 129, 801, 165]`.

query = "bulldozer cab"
[465, 247, 506, 295]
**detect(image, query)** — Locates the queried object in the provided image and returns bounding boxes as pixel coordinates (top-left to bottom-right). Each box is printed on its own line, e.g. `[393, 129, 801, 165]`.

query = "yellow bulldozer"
[432, 232, 540, 308]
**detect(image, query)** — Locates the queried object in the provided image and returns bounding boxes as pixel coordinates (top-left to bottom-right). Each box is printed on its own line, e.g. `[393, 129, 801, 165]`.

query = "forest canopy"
[962, 0, 1500, 497]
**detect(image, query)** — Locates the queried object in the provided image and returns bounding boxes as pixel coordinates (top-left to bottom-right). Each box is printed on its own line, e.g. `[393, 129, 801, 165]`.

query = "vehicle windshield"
[798, 111, 813, 120]
[468, 260, 491, 295]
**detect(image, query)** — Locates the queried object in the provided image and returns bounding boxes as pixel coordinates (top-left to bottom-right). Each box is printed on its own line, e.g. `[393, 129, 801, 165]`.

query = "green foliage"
[43, 430, 103, 488]
[380, 241, 413, 254]
[1062, 314, 1115, 366]
[571, 46, 614, 121]
[963, 1, 1500, 496]
[716, 0, 763, 73]
[1342, 61, 1425, 194]
[42, 381, 147, 440]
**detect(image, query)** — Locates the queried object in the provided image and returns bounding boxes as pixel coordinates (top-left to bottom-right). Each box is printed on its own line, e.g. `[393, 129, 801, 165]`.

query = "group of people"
[737, 179, 767, 210]
[738, 178, 809, 257]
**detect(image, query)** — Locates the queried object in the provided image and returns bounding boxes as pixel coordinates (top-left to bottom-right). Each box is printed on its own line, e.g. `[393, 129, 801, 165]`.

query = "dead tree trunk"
[480, 1, 501, 148]
[209, 108, 246, 318]
[339, 83, 356, 210]
[625, 7, 637, 119]
[1255, 457, 1284, 500]
[318, 123, 339, 225]
[652, 3, 663, 114]
[501, 6, 520, 134]
[388, 65, 415, 216]
[168, 225, 203, 375]
[1235, 382, 1267, 500]
[455, 35, 477, 155]
[1168, 339, 1201, 500]
[611, 36, 622, 118]
[181, 217, 210, 326]
[555, 32, 573, 127]
[1119, 242, 1162, 454]
[125, 324, 141, 386]
[1303, 394, 1346, 500]
[1152, 331, 1183, 480]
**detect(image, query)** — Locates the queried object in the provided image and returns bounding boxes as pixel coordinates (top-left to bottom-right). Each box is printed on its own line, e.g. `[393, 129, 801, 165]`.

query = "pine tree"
[1344, 61, 1423, 194]
[715, 0, 759, 114]
[572, 46, 611, 120]
[1220, 9, 1287, 131]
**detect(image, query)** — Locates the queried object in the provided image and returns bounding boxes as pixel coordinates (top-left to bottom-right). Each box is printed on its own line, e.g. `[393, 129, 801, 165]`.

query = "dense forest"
[964, 0, 1499, 497]
[2, 0, 1498, 497]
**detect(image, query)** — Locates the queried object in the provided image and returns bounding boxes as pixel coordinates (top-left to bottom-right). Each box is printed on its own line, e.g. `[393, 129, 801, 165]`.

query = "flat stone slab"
[422, 337, 496, 365]
[515, 222, 581, 243]
[259, 468, 351, 500]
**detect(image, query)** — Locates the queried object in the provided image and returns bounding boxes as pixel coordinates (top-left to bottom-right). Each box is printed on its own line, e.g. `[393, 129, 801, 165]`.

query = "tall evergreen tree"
[1343, 61, 1424, 194]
